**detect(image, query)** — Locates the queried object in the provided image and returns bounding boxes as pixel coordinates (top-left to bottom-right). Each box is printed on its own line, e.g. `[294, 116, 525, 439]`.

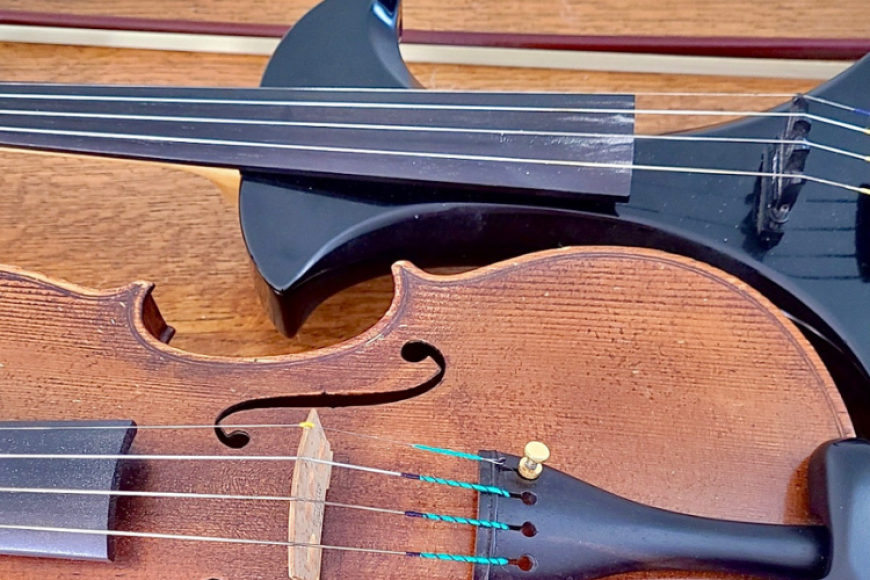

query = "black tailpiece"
[475, 438, 870, 580]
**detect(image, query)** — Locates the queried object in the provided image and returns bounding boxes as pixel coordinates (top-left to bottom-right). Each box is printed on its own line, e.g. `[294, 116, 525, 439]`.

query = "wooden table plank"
[0, 0, 865, 38]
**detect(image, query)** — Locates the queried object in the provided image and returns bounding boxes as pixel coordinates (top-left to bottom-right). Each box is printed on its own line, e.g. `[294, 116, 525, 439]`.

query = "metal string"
[0, 124, 865, 195]
[804, 95, 870, 117]
[0, 453, 512, 497]
[0, 84, 806, 98]
[0, 486, 512, 531]
[0, 90, 866, 134]
[0, 107, 865, 163]
[0, 422, 504, 465]
[0, 523, 510, 566]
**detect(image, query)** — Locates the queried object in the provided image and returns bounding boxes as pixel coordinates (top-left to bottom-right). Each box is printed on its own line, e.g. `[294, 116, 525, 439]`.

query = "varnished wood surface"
[0, 247, 851, 579]
[0, 0, 864, 38]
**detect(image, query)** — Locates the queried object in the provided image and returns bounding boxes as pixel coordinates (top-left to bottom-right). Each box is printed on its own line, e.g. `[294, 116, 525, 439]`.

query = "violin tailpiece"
[475, 441, 870, 580]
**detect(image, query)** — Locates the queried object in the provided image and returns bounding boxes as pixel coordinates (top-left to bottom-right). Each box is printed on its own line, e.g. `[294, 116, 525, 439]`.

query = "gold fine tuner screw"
[518, 441, 550, 480]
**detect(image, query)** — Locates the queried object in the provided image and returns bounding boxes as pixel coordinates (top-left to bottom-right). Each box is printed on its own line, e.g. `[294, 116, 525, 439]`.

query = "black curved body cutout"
[238, 0, 870, 429]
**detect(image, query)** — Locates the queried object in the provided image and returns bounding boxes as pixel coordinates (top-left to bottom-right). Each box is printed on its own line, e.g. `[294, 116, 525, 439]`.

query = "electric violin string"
[0, 89, 865, 132]
[0, 123, 862, 194]
[0, 90, 865, 195]
[0, 107, 865, 162]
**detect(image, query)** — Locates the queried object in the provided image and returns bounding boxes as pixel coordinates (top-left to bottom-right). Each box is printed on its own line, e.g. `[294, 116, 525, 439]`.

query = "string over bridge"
[752, 96, 813, 247]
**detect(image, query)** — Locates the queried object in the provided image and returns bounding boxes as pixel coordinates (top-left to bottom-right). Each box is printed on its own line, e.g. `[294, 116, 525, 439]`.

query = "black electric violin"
[0, 0, 869, 426]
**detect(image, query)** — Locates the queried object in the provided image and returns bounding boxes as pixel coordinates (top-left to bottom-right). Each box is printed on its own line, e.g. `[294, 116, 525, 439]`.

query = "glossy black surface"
[0, 420, 135, 562]
[240, 0, 870, 430]
[0, 85, 634, 200]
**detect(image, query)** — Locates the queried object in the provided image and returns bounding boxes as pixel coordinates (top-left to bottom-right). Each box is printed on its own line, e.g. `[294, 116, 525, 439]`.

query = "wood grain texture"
[0, 247, 852, 579]
[0, 5, 860, 578]
[0, 0, 865, 38]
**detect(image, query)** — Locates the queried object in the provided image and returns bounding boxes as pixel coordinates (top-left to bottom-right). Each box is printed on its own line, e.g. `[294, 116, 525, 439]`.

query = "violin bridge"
[752, 96, 812, 247]
[288, 409, 333, 580]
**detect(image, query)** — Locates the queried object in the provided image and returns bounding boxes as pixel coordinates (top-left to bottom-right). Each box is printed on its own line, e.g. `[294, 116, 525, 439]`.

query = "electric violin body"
[1, 0, 869, 428]
[0, 247, 858, 580]
[239, 0, 870, 425]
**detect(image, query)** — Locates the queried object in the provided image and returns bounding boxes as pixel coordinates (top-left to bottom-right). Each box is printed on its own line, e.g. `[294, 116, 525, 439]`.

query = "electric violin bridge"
[752, 96, 812, 247]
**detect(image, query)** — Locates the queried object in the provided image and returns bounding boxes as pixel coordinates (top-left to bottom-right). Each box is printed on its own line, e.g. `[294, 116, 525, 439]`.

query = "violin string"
[0, 523, 510, 566]
[0, 486, 512, 531]
[0, 453, 512, 497]
[0, 90, 865, 134]
[0, 83, 803, 98]
[0, 124, 864, 195]
[0, 108, 865, 163]
[0, 422, 504, 465]
[804, 95, 870, 117]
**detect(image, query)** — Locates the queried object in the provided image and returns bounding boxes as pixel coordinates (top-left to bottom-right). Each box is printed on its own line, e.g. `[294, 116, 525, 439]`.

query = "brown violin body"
[0, 247, 850, 579]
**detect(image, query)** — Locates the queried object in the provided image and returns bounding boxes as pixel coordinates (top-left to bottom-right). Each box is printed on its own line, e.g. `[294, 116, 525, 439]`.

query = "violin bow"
[0, 10, 863, 79]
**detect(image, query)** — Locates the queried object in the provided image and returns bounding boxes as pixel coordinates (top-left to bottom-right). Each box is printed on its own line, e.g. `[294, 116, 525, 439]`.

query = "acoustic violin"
[0, 246, 863, 580]
[0, 0, 869, 424]
[0, 1, 868, 579]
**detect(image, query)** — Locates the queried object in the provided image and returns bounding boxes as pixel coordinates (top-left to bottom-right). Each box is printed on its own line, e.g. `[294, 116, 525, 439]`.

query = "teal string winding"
[418, 475, 511, 497]
[412, 444, 487, 462]
[421, 512, 510, 530]
[416, 552, 509, 566]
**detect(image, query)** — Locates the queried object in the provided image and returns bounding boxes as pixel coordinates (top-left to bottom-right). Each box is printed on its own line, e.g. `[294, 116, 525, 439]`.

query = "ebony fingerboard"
[0, 85, 634, 202]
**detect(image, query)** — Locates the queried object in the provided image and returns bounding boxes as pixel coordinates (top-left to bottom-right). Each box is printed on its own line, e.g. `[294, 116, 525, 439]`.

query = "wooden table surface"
[0, 4, 861, 578]
[0, 0, 866, 37]
[0, 0, 860, 359]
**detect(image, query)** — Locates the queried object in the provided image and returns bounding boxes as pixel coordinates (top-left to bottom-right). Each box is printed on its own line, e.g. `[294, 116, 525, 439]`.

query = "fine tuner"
[517, 442, 550, 481]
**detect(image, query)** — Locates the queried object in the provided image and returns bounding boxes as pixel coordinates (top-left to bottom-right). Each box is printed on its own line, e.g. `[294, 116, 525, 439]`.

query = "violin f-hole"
[212, 340, 446, 448]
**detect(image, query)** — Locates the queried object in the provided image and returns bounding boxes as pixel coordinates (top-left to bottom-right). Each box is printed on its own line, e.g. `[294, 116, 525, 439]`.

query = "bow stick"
[0, 6, 861, 79]
[0, 10, 868, 60]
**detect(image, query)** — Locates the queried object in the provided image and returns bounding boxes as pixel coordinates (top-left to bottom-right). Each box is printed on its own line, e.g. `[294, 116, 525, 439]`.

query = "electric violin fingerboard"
[0, 84, 634, 201]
